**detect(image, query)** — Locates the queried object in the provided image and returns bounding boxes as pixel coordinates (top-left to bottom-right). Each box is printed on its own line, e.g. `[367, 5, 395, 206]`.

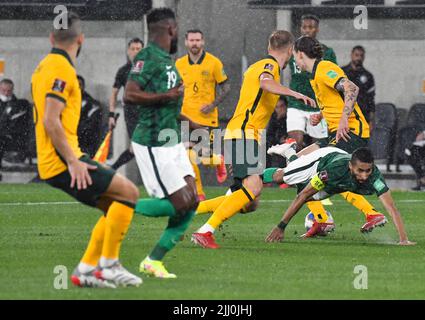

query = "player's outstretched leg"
[340, 192, 388, 233]
[93, 175, 142, 287]
[136, 176, 199, 278]
[192, 175, 261, 249]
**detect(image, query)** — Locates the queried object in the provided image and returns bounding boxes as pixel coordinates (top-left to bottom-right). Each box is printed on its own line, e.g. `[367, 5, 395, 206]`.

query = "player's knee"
[244, 175, 263, 197]
[123, 180, 139, 203]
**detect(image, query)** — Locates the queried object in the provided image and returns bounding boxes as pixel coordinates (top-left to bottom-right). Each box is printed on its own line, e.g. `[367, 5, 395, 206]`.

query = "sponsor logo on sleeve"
[52, 79, 66, 93]
[131, 60, 145, 74]
[264, 63, 274, 72]
[373, 179, 387, 193]
[326, 70, 338, 79]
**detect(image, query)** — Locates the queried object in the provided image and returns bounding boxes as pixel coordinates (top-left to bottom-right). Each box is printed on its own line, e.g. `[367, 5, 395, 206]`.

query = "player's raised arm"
[378, 190, 416, 246]
[44, 97, 96, 190]
[265, 183, 318, 242]
[334, 77, 359, 142]
[259, 72, 316, 108]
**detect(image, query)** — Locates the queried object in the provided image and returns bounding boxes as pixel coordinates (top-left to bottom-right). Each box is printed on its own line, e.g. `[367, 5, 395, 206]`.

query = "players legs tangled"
[29, 7, 415, 290]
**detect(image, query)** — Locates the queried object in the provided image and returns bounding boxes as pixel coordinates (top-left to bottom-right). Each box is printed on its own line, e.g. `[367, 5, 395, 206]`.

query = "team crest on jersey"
[264, 63, 274, 72]
[131, 60, 145, 74]
[52, 79, 66, 93]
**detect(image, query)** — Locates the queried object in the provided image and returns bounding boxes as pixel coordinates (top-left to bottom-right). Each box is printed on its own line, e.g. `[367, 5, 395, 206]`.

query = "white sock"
[78, 262, 95, 274]
[197, 223, 215, 234]
[99, 257, 118, 268]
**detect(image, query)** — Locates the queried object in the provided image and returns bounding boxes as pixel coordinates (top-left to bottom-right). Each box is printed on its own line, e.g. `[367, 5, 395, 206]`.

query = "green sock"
[150, 210, 196, 260]
[135, 198, 176, 217]
[263, 167, 278, 183]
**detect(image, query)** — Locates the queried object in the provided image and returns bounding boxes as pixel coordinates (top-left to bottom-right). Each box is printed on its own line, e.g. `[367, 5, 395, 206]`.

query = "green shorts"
[45, 154, 116, 208]
[224, 139, 262, 181]
[316, 131, 369, 154]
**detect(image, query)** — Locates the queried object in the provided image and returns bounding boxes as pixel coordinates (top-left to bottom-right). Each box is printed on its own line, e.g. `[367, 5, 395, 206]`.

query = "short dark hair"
[52, 11, 82, 44]
[268, 30, 294, 50]
[128, 37, 144, 48]
[301, 14, 320, 25]
[146, 7, 176, 26]
[294, 36, 323, 59]
[185, 29, 203, 39]
[352, 45, 365, 53]
[0, 78, 14, 87]
[351, 148, 374, 164]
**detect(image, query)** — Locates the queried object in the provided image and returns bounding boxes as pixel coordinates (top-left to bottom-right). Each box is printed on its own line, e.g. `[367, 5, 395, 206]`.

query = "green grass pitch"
[1, 183, 425, 299]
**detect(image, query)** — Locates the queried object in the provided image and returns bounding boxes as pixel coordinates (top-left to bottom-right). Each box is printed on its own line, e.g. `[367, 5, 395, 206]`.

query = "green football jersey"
[128, 42, 183, 147]
[312, 152, 389, 197]
[288, 43, 337, 112]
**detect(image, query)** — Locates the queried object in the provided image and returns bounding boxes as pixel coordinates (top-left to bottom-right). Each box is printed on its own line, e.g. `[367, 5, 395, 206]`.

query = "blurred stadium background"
[1, 0, 425, 189]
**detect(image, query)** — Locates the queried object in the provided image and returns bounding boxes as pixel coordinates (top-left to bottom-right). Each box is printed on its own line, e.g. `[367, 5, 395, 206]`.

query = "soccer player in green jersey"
[287, 14, 336, 150]
[124, 8, 198, 278]
[263, 147, 415, 246]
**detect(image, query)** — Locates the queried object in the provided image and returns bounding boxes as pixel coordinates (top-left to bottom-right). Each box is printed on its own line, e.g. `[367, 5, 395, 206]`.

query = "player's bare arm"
[44, 97, 97, 190]
[335, 77, 359, 142]
[200, 80, 231, 114]
[309, 112, 323, 126]
[108, 87, 119, 130]
[265, 183, 318, 242]
[259, 72, 316, 108]
[378, 190, 416, 246]
[124, 80, 183, 105]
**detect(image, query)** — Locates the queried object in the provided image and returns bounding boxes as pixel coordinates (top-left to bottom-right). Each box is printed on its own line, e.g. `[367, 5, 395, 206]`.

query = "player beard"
[170, 37, 178, 54]
[190, 46, 201, 55]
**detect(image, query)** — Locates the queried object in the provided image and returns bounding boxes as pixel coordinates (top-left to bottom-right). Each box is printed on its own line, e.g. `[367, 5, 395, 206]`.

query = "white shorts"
[286, 108, 328, 139]
[132, 142, 195, 199]
[283, 147, 347, 186]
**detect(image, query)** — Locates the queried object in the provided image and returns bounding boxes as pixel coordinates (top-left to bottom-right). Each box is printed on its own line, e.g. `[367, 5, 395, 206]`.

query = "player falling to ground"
[109, 38, 144, 170]
[176, 30, 230, 201]
[286, 14, 335, 151]
[263, 147, 415, 246]
[269, 35, 387, 235]
[31, 12, 141, 288]
[191, 30, 316, 249]
[124, 8, 199, 278]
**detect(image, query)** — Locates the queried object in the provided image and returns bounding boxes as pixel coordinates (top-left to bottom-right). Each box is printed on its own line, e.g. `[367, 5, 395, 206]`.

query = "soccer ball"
[304, 211, 335, 236]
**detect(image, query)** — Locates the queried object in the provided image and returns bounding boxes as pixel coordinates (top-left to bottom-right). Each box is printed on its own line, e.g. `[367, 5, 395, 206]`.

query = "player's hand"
[165, 84, 184, 101]
[336, 117, 351, 142]
[309, 113, 323, 126]
[68, 159, 97, 190]
[200, 103, 215, 114]
[108, 116, 116, 131]
[265, 226, 284, 242]
[294, 93, 316, 108]
[398, 240, 416, 246]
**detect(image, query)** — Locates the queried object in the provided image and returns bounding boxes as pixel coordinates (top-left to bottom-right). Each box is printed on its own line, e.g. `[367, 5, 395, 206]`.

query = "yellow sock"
[207, 187, 255, 229]
[81, 216, 106, 266]
[307, 201, 329, 223]
[340, 192, 378, 217]
[101, 201, 134, 260]
[196, 195, 226, 215]
[200, 154, 222, 167]
[188, 149, 205, 197]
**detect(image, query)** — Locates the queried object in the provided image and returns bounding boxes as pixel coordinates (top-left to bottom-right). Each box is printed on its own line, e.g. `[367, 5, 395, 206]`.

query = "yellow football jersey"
[31, 48, 83, 179]
[176, 51, 228, 127]
[310, 60, 370, 138]
[224, 56, 280, 141]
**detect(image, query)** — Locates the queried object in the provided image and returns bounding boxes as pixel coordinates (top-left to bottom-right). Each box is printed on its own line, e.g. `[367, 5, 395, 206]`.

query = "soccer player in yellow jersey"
[31, 12, 141, 287]
[176, 30, 231, 201]
[191, 31, 316, 249]
[268, 36, 386, 236]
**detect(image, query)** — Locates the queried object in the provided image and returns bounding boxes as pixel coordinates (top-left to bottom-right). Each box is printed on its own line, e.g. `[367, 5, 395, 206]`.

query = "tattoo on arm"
[212, 81, 231, 107]
[336, 78, 359, 117]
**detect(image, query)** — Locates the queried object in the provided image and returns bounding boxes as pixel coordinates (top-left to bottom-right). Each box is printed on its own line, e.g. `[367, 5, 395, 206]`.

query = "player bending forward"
[263, 146, 415, 245]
